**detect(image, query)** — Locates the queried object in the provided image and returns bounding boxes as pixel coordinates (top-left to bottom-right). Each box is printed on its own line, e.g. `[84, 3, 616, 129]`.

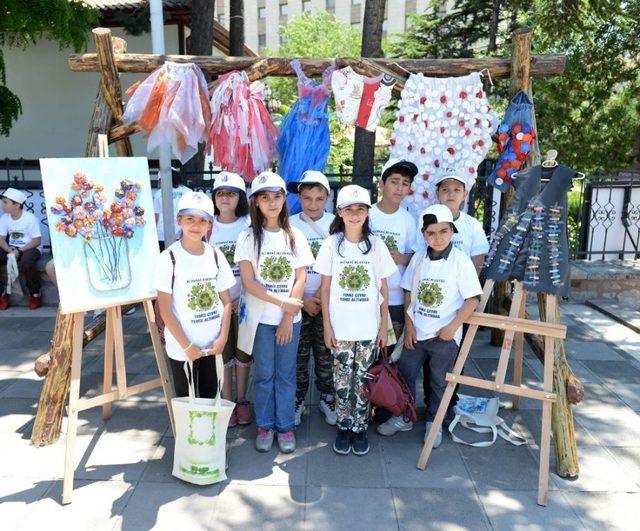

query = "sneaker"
[319, 394, 337, 425]
[351, 431, 370, 456]
[124, 305, 137, 315]
[277, 431, 296, 454]
[377, 415, 414, 436]
[236, 400, 252, 425]
[0, 293, 8, 311]
[333, 428, 351, 455]
[228, 407, 238, 428]
[255, 428, 274, 452]
[29, 293, 42, 310]
[294, 399, 305, 426]
[425, 421, 442, 448]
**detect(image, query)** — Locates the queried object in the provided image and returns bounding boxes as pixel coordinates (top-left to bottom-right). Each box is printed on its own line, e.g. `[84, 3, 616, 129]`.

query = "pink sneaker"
[277, 431, 296, 453]
[255, 428, 274, 452]
[228, 407, 238, 428]
[236, 401, 253, 425]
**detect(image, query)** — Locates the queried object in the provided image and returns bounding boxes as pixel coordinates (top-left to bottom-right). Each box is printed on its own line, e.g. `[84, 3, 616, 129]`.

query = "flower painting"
[41, 158, 159, 313]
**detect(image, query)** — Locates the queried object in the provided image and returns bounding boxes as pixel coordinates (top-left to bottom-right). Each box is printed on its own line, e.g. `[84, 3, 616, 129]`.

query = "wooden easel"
[61, 137, 174, 504]
[417, 279, 566, 507]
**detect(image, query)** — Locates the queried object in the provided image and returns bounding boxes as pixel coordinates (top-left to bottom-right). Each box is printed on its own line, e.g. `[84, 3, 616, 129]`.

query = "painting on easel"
[40, 157, 159, 313]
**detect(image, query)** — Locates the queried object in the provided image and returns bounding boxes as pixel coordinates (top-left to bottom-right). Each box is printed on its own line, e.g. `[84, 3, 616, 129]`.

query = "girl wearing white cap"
[234, 172, 314, 454]
[154, 191, 236, 400]
[209, 172, 252, 428]
[314, 185, 397, 456]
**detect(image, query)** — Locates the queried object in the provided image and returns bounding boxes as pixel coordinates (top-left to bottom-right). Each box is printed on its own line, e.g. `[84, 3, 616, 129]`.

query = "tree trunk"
[229, 1, 245, 57]
[488, 0, 500, 53]
[353, 0, 387, 188]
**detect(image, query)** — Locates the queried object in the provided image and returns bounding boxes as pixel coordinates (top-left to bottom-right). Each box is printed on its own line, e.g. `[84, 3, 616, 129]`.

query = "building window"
[258, 34, 266, 46]
[280, 3, 288, 16]
[326, 0, 335, 10]
[303, 0, 312, 12]
[258, 7, 266, 19]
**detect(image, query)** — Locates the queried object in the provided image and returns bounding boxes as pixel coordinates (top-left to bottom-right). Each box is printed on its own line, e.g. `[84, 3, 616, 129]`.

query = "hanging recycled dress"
[331, 66, 395, 132]
[389, 72, 497, 217]
[206, 71, 279, 182]
[482, 165, 576, 296]
[488, 90, 537, 192]
[122, 61, 211, 164]
[278, 60, 336, 214]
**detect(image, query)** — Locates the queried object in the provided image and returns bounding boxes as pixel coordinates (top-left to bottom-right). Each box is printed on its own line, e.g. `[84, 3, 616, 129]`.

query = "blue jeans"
[252, 321, 301, 433]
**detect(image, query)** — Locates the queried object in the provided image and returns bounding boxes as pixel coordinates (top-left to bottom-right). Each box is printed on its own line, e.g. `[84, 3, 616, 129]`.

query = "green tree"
[0, 0, 98, 136]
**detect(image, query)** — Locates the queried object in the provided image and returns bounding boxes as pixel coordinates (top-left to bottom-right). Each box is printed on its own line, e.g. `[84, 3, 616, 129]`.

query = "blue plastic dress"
[278, 60, 335, 214]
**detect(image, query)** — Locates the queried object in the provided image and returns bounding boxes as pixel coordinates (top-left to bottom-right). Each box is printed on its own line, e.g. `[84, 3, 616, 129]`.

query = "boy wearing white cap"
[287, 171, 337, 426]
[0, 188, 42, 310]
[377, 204, 482, 448]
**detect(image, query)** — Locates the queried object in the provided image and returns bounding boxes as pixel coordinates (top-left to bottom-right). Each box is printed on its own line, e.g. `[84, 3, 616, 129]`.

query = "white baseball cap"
[435, 170, 467, 187]
[381, 158, 418, 181]
[419, 204, 459, 233]
[336, 185, 372, 209]
[286, 170, 331, 194]
[177, 191, 214, 221]
[214, 171, 246, 193]
[249, 171, 286, 196]
[2, 187, 27, 205]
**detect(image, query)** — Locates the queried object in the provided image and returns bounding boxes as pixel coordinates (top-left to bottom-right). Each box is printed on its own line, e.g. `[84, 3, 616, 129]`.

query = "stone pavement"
[1, 302, 640, 530]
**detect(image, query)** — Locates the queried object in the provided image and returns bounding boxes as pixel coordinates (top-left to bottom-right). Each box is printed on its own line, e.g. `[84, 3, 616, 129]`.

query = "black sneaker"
[333, 428, 351, 455]
[351, 431, 370, 456]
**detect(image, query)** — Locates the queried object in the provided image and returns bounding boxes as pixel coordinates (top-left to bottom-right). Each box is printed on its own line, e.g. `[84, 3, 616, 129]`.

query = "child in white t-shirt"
[234, 172, 314, 454]
[288, 171, 336, 427]
[209, 172, 252, 428]
[314, 185, 396, 457]
[154, 191, 236, 400]
[378, 204, 482, 448]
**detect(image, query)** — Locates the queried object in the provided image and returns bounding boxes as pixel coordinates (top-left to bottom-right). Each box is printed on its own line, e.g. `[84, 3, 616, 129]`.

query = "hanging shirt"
[234, 227, 314, 326]
[209, 215, 250, 301]
[331, 66, 395, 132]
[0, 211, 41, 250]
[368, 204, 417, 306]
[153, 185, 192, 242]
[154, 241, 236, 361]
[290, 211, 335, 296]
[314, 234, 396, 341]
[414, 210, 489, 258]
[401, 244, 482, 345]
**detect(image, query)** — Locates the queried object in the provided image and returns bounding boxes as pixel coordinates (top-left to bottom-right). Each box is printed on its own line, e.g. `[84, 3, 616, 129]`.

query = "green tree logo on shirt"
[260, 256, 292, 282]
[219, 244, 235, 267]
[417, 280, 444, 307]
[382, 235, 398, 252]
[339, 265, 371, 291]
[309, 240, 321, 258]
[188, 281, 219, 311]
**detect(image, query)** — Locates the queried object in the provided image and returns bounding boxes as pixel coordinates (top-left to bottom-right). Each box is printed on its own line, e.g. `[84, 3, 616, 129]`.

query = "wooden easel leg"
[494, 282, 525, 390]
[143, 300, 175, 435]
[102, 308, 115, 420]
[112, 305, 127, 399]
[537, 296, 556, 506]
[512, 292, 527, 410]
[62, 312, 85, 505]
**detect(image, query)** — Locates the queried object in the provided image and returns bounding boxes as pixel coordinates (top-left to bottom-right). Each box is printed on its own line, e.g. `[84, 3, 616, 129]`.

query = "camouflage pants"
[296, 310, 334, 402]
[332, 339, 378, 433]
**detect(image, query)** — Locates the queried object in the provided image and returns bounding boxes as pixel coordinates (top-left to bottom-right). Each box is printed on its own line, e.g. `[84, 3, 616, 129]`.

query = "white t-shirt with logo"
[401, 246, 482, 345]
[368, 204, 416, 306]
[153, 185, 192, 242]
[0, 211, 41, 250]
[413, 211, 489, 258]
[209, 215, 250, 301]
[154, 241, 236, 361]
[314, 234, 397, 341]
[234, 227, 314, 326]
[290, 211, 335, 296]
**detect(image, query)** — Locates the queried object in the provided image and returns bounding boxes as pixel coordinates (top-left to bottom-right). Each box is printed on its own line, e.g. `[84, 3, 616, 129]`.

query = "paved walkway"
[1, 301, 640, 530]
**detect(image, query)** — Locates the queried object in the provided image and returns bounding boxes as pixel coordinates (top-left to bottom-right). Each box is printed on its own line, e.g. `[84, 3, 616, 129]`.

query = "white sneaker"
[319, 394, 337, 425]
[294, 400, 305, 426]
[425, 421, 442, 448]
[377, 415, 414, 436]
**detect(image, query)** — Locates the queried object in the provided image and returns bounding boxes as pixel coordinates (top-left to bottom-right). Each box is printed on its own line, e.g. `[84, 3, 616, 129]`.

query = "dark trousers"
[296, 310, 334, 401]
[398, 337, 458, 422]
[169, 356, 218, 398]
[388, 304, 406, 353]
[0, 248, 41, 294]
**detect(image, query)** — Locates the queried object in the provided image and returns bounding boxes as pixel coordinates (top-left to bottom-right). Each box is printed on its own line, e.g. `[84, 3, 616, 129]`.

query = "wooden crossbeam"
[465, 312, 567, 339]
[446, 374, 556, 402]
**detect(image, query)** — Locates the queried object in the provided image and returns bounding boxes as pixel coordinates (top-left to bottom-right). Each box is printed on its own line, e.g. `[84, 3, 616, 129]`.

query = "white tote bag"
[172, 355, 235, 485]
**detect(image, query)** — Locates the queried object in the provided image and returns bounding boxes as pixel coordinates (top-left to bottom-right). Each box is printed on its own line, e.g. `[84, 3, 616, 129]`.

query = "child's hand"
[376, 326, 388, 350]
[205, 335, 227, 357]
[302, 295, 321, 316]
[437, 322, 458, 342]
[281, 297, 304, 315]
[185, 345, 204, 361]
[404, 322, 417, 350]
[276, 316, 293, 345]
[324, 326, 338, 350]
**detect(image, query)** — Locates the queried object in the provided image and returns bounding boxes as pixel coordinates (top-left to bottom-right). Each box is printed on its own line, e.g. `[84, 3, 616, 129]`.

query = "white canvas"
[40, 157, 159, 313]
